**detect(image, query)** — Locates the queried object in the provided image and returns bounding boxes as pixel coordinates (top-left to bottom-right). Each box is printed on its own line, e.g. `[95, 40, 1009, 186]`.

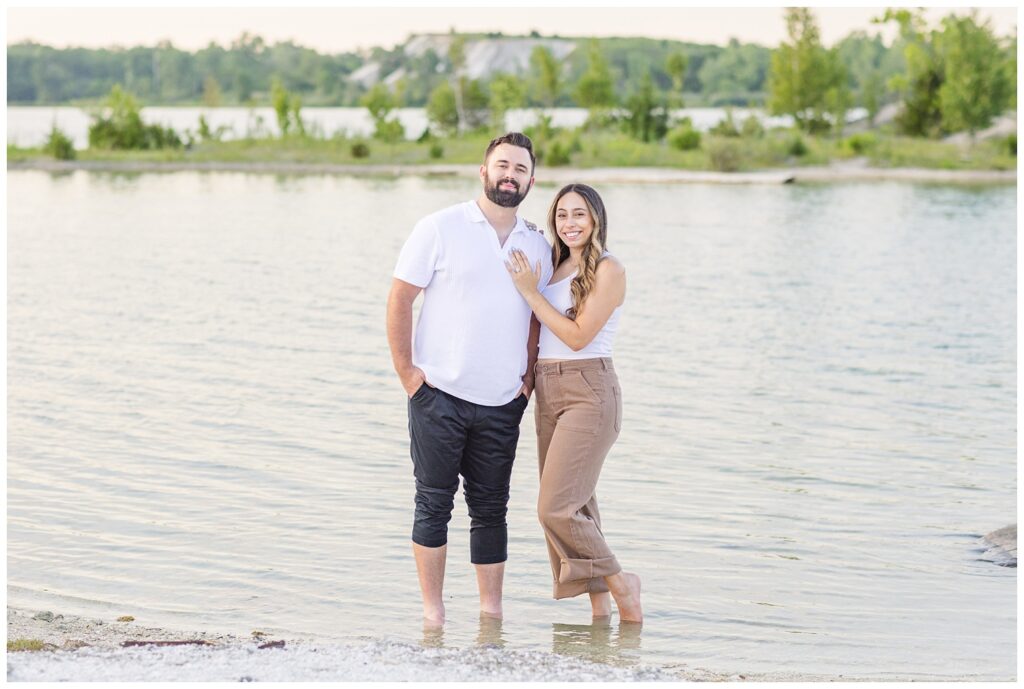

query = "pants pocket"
[612, 385, 622, 432]
[576, 369, 604, 404]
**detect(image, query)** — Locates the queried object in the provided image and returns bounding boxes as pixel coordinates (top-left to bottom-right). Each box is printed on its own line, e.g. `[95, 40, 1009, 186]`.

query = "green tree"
[768, 7, 849, 132]
[530, 45, 562, 108]
[823, 49, 854, 135]
[696, 39, 771, 105]
[88, 85, 181, 150]
[623, 73, 669, 142]
[460, 78, 491, 130]
[289, 93, 306, 136]
[271, 77, 293, 136]
[361, 83, 404, 142]
[1005, 35, 1017, 110]
[574, 40, 616, 115]
[43, 123, 75, 160]
[861, 70, 884, 124]
[937, 11, 1013, 136]
[665, 50, 689, 107]
[447, 33, 468, 133]
[426, 81, 459, 135]
[202, 75, 222, 107]
[488, 73, 526, 130]
[880, 9, 944, 137]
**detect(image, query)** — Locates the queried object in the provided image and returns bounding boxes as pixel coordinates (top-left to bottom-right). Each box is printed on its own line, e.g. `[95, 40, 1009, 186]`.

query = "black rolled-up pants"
[407, 383, 528, 564]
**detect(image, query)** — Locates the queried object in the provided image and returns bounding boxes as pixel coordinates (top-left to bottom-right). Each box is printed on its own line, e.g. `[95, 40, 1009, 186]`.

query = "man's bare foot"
[479, 608, 502, 619]
[608, 572, 642, 623]
[590, 591, 612, 618]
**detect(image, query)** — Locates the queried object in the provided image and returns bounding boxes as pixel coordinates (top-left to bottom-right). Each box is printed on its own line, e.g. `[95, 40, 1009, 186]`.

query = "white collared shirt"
[394, 200, 554, 406]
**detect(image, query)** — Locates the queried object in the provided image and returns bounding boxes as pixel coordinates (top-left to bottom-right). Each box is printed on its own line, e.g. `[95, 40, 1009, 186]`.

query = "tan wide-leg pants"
[534, 357, 623, 599]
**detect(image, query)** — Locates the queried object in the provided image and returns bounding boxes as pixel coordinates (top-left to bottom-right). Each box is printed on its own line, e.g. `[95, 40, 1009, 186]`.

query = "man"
[386, 132, 553, 624]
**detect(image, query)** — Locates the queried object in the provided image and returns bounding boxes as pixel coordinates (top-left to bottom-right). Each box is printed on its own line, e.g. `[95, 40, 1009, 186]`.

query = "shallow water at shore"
[7, 170, 1016, 680]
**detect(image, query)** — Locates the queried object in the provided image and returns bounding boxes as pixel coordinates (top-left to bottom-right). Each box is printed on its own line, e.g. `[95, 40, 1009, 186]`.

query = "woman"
[505, 183, 642, 623]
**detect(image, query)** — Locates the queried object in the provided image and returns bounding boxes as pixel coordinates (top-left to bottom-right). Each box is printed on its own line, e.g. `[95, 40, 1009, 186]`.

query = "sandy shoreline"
[5, 605, 922, 682]
[7, 604, 1006, 681]
[7, 159, 1017, 184]
[4, 606, 687, 681]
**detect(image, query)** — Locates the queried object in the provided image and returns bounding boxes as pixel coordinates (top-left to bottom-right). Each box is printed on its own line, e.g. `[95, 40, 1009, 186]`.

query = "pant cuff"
[558, 555, 621, 584]
[411, 534, 447, 548]
[553, 577, 610, 599]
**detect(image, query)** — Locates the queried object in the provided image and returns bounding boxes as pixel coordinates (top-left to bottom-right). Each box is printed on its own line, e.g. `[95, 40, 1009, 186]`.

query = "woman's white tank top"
[538, 254, 621, 360]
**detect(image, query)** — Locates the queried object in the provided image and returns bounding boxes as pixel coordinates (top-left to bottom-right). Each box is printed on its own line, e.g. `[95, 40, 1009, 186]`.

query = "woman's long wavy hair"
[547, 183, 608, 320]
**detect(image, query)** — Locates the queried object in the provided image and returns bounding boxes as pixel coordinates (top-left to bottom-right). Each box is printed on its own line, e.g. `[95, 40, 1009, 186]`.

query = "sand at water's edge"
[7, 159, 1017, 184]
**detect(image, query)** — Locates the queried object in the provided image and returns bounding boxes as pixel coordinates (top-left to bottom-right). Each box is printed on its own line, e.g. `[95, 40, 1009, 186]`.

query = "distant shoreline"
[7, 159, 1017, 184]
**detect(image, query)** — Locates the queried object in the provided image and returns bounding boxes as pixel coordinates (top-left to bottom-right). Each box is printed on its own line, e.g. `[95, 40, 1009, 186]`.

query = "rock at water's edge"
[981, 525, 1016, 566]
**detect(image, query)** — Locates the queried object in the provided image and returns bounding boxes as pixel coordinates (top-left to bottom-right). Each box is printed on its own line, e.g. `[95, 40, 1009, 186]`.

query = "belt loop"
[555, 361, 563, 374]
[600, 358, 609, 370]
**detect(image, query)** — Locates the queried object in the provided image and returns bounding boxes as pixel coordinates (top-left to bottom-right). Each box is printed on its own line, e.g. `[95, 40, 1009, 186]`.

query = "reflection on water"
[421, 621, 445, 649]
[476, 614, 506, 648]
[419, 614, 507, 650]
[551, 621, 643, 667]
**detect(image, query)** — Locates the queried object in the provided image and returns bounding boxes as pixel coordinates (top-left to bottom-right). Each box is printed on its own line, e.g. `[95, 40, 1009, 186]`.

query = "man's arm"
[521, 314, 541, 399]
[386, 277, 427, 397]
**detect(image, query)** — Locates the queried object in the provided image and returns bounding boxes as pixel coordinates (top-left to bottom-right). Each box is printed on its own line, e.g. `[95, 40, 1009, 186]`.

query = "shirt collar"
[465, 200, 525, 234]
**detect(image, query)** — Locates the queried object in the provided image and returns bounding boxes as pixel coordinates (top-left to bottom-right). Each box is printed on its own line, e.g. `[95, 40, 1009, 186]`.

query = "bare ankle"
[423, 603, 445, 623]
[590, 592, 612, 617]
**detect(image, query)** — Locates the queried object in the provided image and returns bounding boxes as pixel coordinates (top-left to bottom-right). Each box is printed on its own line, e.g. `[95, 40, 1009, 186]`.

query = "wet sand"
[6, 606, 908, 681]
[7, 159, 1016, 184]
[5, 606, 678, 681]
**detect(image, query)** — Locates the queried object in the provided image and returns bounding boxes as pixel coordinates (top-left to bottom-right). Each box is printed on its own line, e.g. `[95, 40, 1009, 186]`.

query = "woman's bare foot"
[423, 603, 445, 626]
[607, 572, 642, 623]
[590, 591, 612, 618]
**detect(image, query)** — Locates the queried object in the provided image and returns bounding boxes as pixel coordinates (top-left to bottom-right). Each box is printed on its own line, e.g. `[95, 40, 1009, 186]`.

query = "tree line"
[10, 24, 908, 112]
[18, 6, 1017, 161]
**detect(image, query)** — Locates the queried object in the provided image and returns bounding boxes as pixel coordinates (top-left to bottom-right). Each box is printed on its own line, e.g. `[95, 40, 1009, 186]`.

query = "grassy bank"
[7, 128, 1017, 172]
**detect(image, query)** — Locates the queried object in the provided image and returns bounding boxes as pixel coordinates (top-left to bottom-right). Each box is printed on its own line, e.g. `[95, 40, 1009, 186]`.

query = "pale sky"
[6, 6, 1019, 53]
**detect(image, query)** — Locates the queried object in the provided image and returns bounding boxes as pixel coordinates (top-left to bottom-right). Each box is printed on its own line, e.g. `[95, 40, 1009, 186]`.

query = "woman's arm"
[506, 249, 626, 352]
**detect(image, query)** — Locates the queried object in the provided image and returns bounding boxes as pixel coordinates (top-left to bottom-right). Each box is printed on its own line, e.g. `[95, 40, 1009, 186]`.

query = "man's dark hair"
[484, 132, 536, 174]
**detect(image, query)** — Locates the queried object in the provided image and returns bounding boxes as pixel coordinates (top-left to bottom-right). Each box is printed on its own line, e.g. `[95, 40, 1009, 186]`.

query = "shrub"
[546, 141, 571, 166]
[709, 110, 740, 137]
[844, 132, 877, 155]
[429, 142, 444, 159]
[7, 639, 45, 652]
[524, 113, 557, 143]
[196, 115, 228, 143]
[374, 118, 405, 144]
[1008, 133, 1017, 157]
[88, 85, 182, 150]
[740, 115, 765, 139]
[43, 124, 75, 160]
[707, 139, 743, 171]
[788, 135, 808, 157]
[668, 124, 701, 150]
[350, 142, 370, 158]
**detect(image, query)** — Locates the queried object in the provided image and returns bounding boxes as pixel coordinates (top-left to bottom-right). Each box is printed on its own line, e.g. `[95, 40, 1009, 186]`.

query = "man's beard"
[484, 174, 531, 208]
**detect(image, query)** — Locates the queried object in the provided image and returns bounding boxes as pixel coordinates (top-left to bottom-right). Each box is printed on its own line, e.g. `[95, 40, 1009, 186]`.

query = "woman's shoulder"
[596, 253, 626, 277]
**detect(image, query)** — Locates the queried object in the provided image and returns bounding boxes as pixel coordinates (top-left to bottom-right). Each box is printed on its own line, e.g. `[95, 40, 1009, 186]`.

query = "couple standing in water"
[386, 132, 642, 625]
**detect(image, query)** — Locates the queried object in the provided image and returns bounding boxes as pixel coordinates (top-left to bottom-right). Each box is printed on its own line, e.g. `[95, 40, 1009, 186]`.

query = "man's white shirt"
[394, 200, 554, 406]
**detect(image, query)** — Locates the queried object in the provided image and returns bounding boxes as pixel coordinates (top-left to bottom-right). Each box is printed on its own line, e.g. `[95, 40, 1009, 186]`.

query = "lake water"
[6, 170, 1015, 680]
[6, 106, 815, 149]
